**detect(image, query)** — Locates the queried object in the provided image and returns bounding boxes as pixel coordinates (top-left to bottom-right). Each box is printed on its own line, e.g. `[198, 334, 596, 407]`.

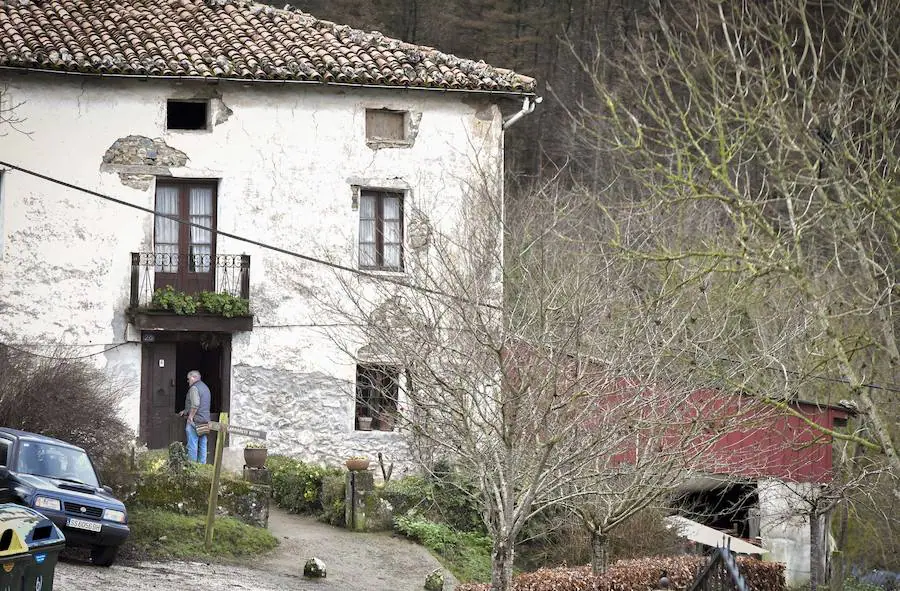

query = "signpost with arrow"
[203, 413, 267, 549]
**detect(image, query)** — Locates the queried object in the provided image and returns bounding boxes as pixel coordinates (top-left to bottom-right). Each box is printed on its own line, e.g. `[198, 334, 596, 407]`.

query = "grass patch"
[121, 508, 278, 562]
[394, 513, 492, 583]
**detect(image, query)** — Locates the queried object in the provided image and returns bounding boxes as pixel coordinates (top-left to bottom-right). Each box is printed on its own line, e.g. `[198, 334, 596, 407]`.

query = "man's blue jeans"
[185, 423, 208, 464]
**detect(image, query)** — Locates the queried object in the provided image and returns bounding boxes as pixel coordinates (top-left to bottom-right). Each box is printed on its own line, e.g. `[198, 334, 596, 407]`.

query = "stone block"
[304, 557, 326, 578]
[424, 568, 444, 590]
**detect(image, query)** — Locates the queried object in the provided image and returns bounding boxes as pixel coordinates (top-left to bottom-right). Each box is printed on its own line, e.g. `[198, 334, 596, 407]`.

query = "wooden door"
[147, 343, 177, 450]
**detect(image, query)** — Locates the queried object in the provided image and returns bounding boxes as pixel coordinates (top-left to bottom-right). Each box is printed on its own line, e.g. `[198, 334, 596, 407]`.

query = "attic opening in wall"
[366, 109, 407, 142]
[167, 100, 209, 130]
[671, 481, 760, 540]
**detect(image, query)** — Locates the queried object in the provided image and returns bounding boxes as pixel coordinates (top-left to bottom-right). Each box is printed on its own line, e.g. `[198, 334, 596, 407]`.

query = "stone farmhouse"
[0, 0, 535, 468]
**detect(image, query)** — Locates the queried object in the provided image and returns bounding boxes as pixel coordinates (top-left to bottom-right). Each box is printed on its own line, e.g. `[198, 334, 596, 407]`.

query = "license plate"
[66, 517, 102, 532]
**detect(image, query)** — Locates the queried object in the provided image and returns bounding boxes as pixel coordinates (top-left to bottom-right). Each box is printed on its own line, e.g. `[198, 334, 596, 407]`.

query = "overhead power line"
[1, 162, 896, 393]
[0, 160, 500, 310]
[0, 341, 129, 360]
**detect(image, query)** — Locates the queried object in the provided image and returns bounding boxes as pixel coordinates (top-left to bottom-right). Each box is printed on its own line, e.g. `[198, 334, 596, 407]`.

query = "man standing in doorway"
[180, 370, 211, 463]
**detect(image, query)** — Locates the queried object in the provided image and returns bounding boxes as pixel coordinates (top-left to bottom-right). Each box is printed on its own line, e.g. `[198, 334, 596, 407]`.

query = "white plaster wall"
[758, 479, 823, 587]
[0, 73, 504, 469]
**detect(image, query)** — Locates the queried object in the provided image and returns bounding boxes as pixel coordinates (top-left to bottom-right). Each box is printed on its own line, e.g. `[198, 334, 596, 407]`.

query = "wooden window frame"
[355, 364, 401, 432]
[153, 179, 218, 293]
[358, 189, 404, 272]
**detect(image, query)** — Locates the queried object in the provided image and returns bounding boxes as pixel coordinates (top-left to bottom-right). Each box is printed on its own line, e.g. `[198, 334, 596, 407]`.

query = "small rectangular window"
[355, 365, 400, 431]
[359, 189, 404, 271]
[366, 109, 406, 141]
[167, 100, 209, 130]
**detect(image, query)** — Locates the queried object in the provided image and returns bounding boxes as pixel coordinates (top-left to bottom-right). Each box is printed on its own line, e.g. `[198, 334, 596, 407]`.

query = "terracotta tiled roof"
[0, 0, 535, 94]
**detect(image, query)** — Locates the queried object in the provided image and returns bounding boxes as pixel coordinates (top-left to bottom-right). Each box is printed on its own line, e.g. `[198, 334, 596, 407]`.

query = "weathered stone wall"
[758, 479, 823, 586]
[0, 72, 504, 470]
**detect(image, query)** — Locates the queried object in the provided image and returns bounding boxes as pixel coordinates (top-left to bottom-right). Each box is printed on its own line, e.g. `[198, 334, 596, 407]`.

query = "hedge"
[123, 445, 268, 526]
[267, 454, 343, 515]
[457, 555, 786, 591]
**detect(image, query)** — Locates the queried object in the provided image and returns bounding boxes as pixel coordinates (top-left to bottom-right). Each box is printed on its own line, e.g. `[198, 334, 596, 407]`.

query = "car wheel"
[90, 545, 118, 567]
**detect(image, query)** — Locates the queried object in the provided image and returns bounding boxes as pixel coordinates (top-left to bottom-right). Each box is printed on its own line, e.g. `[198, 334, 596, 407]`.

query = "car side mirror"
[101, 485, 113, 495]
[0, 466, 9, 479]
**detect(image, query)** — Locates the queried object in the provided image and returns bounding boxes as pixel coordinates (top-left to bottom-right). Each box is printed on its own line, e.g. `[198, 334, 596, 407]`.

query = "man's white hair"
[188, 370, 202, 380]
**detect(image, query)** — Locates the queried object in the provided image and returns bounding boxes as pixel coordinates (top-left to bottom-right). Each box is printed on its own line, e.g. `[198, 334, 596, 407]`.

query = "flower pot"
[244, 447, 268, 468]
[375, 413, 396, 431]
[345, 458, 370, 471]
[357, 416, 373, 431]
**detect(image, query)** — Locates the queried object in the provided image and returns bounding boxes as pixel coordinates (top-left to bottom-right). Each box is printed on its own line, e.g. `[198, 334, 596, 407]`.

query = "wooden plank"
[207, 422, 266, 440]
[227, 425, 267, 439]
[130, 312, 253, 332]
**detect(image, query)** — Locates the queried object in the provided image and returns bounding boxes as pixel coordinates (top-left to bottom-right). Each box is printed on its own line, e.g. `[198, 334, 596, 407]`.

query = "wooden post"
[205, 412, 229, 550]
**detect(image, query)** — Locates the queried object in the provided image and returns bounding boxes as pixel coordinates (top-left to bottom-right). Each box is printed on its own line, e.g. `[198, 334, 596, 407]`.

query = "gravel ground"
[55, 559, 317, 591]
[55, 506, 457, 591]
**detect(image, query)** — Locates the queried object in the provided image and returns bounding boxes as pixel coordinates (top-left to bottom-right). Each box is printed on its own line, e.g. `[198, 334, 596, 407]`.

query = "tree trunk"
[491, 537, 515, 591]
[810, 510, 823, 591]
[590, 530, 610, 575]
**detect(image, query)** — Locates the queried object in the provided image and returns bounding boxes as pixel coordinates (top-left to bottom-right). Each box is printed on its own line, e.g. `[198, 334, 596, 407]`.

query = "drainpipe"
[502, 96, 542, 129]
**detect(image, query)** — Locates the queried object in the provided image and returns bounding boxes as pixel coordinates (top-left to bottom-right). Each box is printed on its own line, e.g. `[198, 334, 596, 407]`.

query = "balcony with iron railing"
[128, 252, 253, 332]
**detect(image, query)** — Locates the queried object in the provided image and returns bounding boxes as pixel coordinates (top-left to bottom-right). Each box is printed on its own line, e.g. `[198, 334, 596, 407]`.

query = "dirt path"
[56, 558, 318, 590]
[262, 506, 458, 590]
[55, 506, 457, 591]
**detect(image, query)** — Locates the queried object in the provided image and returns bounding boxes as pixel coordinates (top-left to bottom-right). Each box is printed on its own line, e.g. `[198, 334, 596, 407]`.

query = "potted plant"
[375, 411, 396, 431]
[345, 455, 370, 471]
[244, 440, 268, 468]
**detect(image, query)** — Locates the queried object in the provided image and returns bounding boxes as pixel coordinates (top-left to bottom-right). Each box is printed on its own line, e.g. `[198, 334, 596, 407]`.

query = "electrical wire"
[1, 163, 895, 392]
[0, 341, 130, 360]
[0, 159, 500, 310]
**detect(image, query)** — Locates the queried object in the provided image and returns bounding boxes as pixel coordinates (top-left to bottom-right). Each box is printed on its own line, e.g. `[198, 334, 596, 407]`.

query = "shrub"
[517, 513, 591, 571]
[518, 508, 684, 571]
[0, 345, 133, 471]
[126, 444, 268, 526]
[456, 555, 786, 591]
[268, 454, 342, 514]
[151, 286, 250, 317]
[381, 472, 484, 533]
[595, 556, 784, 591]
[319, 473, 346, 527]
[850, 570, 900, 591]
[394, 512, 492, 583]
[122, 507, 277, 561]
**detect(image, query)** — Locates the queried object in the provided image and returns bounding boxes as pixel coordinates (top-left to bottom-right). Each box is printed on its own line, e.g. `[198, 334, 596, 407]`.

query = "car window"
[0, 439, 9, 466]
[16, 441, 99, 488]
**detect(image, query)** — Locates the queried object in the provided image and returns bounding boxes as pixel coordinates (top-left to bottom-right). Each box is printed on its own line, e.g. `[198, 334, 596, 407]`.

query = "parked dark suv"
[0, 428, 129, 566]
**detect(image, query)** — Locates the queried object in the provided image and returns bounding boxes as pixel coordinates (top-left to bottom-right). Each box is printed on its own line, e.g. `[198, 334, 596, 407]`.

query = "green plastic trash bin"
[0, 515, 30, 591]
[0, 504, 66, 591]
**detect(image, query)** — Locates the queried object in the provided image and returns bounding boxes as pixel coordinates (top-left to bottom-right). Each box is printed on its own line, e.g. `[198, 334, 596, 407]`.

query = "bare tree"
[0, 344, 133, 470]
[0, 85, 25, 136]
[315, 172, 770, 589]
[758, 434, 890, 591]
[576, 0, 900, 483]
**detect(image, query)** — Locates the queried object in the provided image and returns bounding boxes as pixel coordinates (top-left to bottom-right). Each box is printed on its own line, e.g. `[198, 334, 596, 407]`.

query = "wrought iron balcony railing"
[129, 252, 250, 309]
